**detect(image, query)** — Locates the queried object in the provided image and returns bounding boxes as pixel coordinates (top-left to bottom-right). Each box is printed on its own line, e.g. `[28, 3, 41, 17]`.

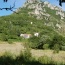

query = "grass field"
[0, 41, 65, 63]
[31, 49, 65, 63]
[0, 41, 24, 56]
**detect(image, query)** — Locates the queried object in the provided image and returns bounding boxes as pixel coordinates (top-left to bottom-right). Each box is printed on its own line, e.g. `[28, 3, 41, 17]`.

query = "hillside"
[1, 0, 65, 65]
[0, 0, 65, 50]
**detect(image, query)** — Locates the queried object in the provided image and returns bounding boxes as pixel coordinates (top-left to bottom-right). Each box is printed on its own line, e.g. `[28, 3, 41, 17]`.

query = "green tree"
[51, 34, 63, 51]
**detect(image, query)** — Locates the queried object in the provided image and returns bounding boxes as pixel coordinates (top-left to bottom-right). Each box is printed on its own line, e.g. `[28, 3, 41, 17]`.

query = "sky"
[0, 0, 26, 16]
[47, 0, 65, 10]
[0, 0, 65, 16]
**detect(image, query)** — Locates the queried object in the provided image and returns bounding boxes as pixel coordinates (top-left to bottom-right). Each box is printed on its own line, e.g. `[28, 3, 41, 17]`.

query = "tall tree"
[4, 0, 8, 2]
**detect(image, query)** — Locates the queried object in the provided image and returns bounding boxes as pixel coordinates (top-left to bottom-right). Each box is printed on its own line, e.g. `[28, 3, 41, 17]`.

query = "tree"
[50, 34, 63, 50]
[4, 0, 8, 2]
[0, 0, 18, 13]
[39, 35, 51, 49]
[58, 0, 65, 6]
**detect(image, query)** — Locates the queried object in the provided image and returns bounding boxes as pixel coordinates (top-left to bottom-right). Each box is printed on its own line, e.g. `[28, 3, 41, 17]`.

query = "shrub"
[53, 44, 60, 53]
[50, 34, 65, 51]
[43, 44, 49, 49]
[23, 48, 32, 62]
[39, 35, 51, 49]
[28, 36, 40, 49]
[8, 39, 13, 44]
[61, 46, 65, 51]
[1, 34, 8, 41]
[38, 56, 52, 64]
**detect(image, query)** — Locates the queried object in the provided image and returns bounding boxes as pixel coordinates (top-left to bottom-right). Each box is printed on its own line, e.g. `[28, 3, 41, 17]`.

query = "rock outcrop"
[23, 0, 65, 20]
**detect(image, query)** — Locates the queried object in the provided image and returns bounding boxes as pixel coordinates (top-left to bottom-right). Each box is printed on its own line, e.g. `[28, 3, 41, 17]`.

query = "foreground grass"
[0, 41, 24, 56]
[0, 52, 43, 65]
[0, 49, 65, 65]
[0, 41, 65, 64]
[31, 49, 65, 63]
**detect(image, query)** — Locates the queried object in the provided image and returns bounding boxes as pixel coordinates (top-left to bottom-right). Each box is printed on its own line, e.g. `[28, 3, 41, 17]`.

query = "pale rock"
[61, 16, 64, 19]
[56, 11, 65, 19]
[44, 1, 49, 5]
[31, 22, 33, 24]
[34, 33, 39, 37]
[56, 23, 61, 29]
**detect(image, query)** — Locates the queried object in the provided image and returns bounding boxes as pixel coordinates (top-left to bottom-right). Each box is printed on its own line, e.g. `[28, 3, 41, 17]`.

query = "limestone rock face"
[26, 0, 40, 3]
[22, 0, 65, 20]
[56, 11, 65, 19]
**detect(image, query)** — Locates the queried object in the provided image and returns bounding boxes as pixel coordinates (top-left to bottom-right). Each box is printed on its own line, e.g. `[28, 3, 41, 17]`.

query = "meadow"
[0, 41, 65, 65]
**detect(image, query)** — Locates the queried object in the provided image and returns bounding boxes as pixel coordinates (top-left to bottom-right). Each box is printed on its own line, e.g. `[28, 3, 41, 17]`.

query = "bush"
[43, 44, 49, 49]
[1, 34, 8, 41]
[50, 34, 65, 51]
[53, 44, 60, 53]
[38, 56, 52, 64]
[51, 34, 63, 47]
[8, 39, 13, 44]
[61, 46, 65, 51]
[39, 35, 51, 49]
[28, 36, 40, 49]
[23, 48, 32, 62]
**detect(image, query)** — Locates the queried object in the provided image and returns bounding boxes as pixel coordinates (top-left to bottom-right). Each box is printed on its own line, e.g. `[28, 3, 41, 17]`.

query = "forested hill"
[0, 0, 65, 50]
